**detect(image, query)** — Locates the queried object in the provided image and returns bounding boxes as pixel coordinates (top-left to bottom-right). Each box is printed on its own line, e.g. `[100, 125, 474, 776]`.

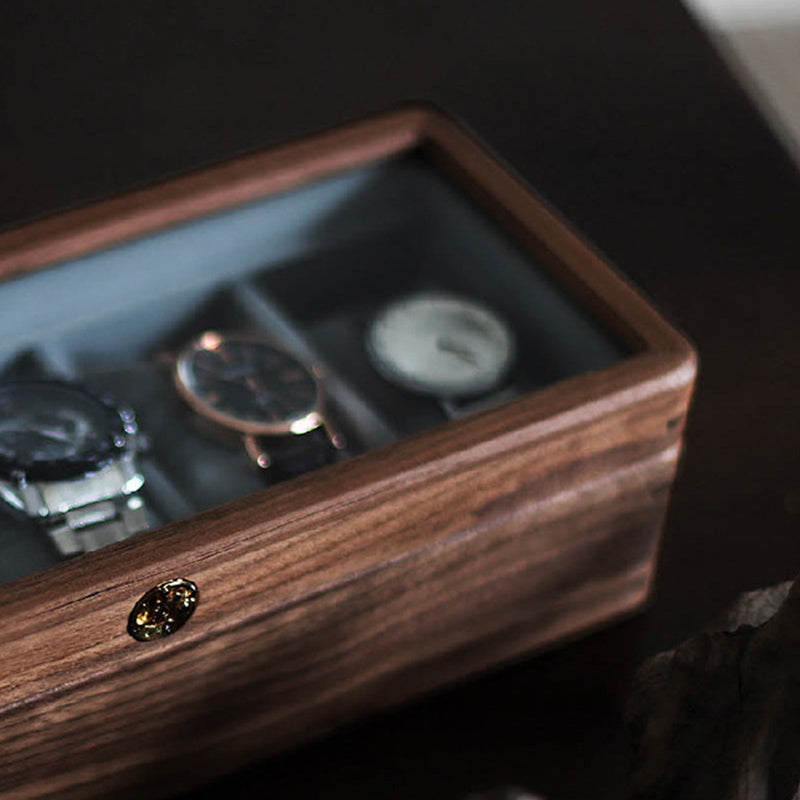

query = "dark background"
[3, 2, 800, 798]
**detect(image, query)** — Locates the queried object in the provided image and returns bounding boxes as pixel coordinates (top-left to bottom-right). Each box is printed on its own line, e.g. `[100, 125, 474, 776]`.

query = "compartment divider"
[231, 280, 399, 449]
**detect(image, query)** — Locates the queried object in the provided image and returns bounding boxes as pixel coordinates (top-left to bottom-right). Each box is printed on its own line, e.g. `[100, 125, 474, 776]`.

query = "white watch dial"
[366, 292, 516, 398]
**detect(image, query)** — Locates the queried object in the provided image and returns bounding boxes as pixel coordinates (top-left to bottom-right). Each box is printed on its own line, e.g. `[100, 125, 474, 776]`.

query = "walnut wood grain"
[1, 449, 678, 799]
[0, 106, 696, 799]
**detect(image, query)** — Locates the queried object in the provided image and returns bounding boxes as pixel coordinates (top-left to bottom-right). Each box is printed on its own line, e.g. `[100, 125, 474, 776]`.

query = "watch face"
[0, 382, 126, 481]
[175, 333, 320, 434]
[366, 292, 516, 398]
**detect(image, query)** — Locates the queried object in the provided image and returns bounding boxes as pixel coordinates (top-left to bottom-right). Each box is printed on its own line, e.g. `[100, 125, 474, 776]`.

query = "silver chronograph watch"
[173, 331, 344, 476]
[0, 380, 149, 556]
[365, 291, 518, 417]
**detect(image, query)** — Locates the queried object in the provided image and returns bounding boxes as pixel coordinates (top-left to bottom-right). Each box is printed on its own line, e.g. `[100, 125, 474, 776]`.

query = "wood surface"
[0, 107, 696, 799]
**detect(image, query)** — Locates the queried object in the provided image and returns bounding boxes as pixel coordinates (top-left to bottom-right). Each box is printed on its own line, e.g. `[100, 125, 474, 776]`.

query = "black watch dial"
[0, 381, 127, 481]
[176, 334, 320, 433]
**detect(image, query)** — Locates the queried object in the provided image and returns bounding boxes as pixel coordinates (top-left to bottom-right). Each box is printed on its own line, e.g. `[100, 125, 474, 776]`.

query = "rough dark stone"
[627, 578, 800, 800]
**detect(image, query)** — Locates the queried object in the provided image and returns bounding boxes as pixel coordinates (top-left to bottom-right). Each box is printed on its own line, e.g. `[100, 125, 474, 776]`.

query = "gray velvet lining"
[0, 151, 627, 583]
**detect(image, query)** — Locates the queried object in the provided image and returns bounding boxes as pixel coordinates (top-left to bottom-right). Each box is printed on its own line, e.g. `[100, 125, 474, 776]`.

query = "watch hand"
[0, 418, 72, 437]
[0, 427, 74, 444]
[243, 375, 284, 414]
[40, 430, 77, 445]
[436, 337, 480, 367]
[245, 375, 268, 397]
[221, 364, 256, 381]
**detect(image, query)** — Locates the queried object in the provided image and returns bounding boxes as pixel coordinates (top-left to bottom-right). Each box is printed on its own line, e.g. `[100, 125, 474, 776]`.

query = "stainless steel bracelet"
[46, 494, 149, 556]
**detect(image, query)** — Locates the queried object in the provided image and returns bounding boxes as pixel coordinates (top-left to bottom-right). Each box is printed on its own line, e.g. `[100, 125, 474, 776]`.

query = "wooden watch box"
[0, 106, 695, 799]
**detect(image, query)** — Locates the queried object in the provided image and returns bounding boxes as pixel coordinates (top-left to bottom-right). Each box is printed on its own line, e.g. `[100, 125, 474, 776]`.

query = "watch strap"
[258, 426, 336, 480]
[46, 494, 149, 556]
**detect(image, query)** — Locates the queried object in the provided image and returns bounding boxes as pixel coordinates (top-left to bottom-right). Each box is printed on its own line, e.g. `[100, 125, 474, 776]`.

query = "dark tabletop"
[3, 2, 800, 798]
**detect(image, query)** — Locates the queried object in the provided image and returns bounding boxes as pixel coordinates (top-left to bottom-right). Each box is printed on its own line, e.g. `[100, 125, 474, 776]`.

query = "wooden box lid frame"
[0, 106, 695, 799]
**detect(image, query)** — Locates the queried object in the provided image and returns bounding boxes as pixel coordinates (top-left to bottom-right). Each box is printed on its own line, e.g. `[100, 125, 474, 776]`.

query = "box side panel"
[0, 352, 691, 693]
[0, 440, 678, 800]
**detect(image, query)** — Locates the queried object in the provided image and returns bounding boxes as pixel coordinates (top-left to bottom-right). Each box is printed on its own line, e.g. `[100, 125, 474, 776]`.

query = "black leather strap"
[262, 426, 335, 480]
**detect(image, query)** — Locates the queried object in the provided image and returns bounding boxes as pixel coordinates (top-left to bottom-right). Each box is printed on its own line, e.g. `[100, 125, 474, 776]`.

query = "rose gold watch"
[173, 331, 343, 474]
